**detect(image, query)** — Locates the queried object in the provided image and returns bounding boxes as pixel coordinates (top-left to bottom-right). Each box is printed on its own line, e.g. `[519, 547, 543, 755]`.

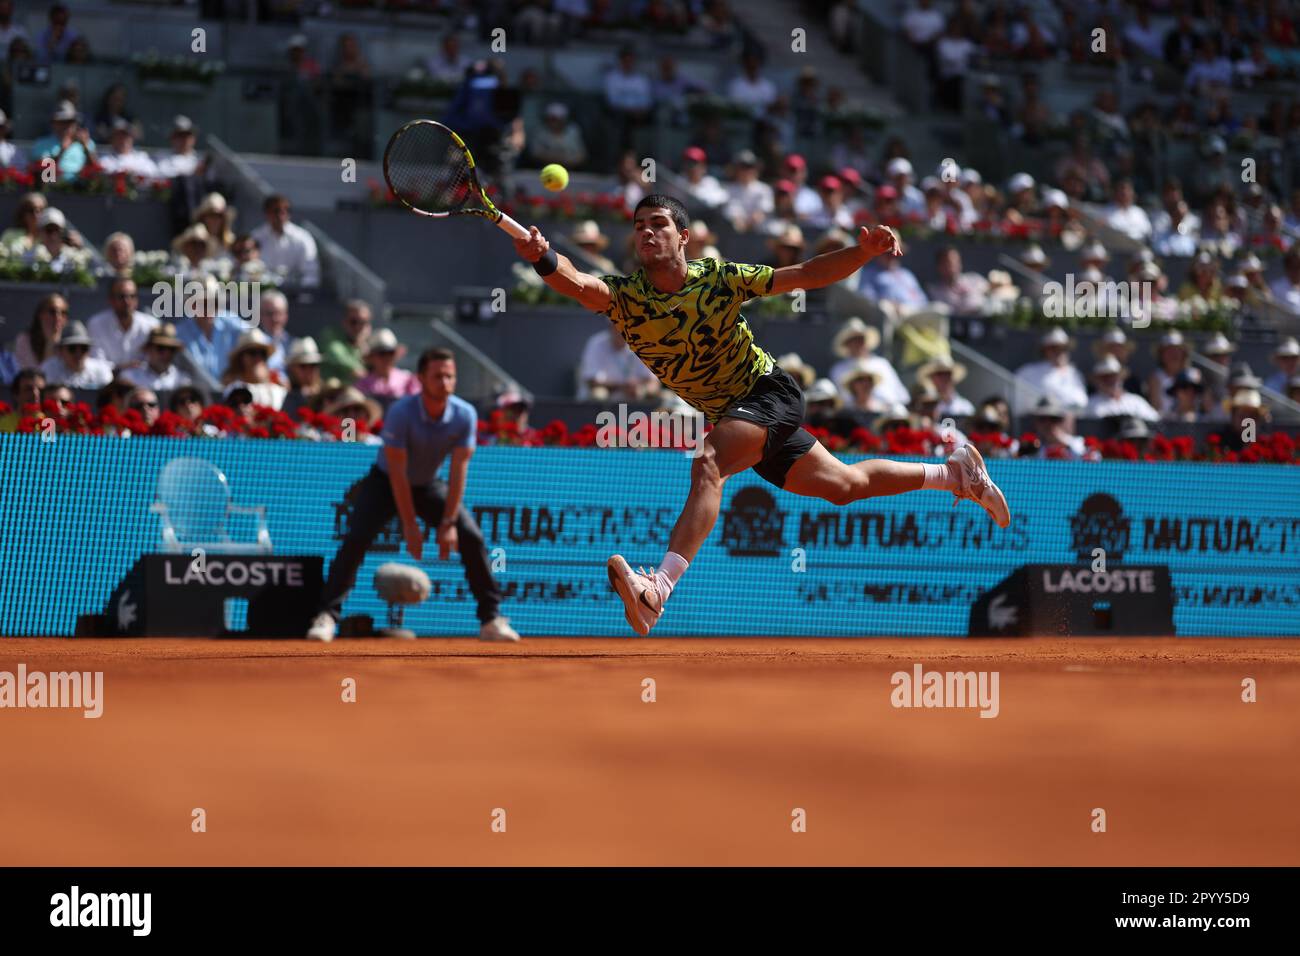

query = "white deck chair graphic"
[150, 457, 272, 554]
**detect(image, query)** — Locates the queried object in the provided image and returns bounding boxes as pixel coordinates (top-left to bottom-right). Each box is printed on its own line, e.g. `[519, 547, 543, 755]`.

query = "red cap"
[875, 184, 898, 200]
[784, 153, 806, 170]
[774, 178, 797, 194]
[682, 146, 707, 164]
[818, 174, 842, 192]
[838, 167, 862, 186]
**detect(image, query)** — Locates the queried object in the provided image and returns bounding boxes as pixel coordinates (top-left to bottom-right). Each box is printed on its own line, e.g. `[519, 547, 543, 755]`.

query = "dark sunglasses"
[130, 400, 159, 409]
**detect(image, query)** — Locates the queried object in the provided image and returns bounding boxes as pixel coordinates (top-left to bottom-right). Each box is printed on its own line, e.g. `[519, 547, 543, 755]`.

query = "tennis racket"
[382, 120, 529, 241]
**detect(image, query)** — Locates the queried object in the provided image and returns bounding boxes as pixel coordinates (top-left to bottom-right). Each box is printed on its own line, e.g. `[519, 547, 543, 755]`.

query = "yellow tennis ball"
[540, 164, 569, 192]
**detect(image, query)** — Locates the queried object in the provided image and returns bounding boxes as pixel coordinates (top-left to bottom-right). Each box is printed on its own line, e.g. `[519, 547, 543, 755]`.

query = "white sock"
[653, 551, 689, 600]
[920, 462, 957, 492]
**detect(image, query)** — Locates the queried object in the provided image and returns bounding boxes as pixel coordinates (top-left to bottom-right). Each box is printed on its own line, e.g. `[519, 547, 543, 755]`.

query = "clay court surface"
[1, 637, 1298, 866]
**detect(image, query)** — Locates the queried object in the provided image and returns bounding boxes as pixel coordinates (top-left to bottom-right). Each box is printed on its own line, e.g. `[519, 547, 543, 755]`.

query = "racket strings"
[385, 125, 479, 214]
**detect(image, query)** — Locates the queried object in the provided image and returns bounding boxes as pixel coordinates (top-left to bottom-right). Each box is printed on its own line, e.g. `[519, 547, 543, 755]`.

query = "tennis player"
[513, 195, 1010, 635]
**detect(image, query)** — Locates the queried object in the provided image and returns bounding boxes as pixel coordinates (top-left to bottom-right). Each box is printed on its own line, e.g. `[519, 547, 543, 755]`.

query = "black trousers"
[319, 467, 502, 625]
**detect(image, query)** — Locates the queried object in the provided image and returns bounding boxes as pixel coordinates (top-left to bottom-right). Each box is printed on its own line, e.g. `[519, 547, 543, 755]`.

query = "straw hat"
[286, 336, 323, 366]
[837, 358, 879, 392]
[570, 220, 609, 249]
[172, 222, 211, 252]
[986, 270, 1019, 302]
[832, 316, 880, 356]
[804, 377, 841, 407]
[776, 352, 816, 389]
[688, 220, 717, 246]
[1092, 328, 1136, 360]
[228, 328, 273, 363]
[1225, 388, 1264, 414]
[770, 223, 805, 250]
[1152, 329, 1188, 357]
[1039, 326, 1074, 351]
[1273, 336, 1300, 361]
[1091, 354, 1127, 379]
[364, 327, 401, 358]
[193, 192, 235, 225]
[916, 355, 968, 387]
[1032, 395, 1068, 419]
[1201, 332, 1236, 357]
[145, 323, 182, 349]
[876, 404, 912, 429]
[1020, 244, 1049, 268]
[326, 386, 382, 425]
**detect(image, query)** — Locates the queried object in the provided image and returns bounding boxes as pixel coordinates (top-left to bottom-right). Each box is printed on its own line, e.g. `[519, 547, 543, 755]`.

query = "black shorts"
[719, 366, 817, 488]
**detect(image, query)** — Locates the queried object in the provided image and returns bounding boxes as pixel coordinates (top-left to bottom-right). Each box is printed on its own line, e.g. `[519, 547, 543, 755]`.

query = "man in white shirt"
[0, 108, 24, 169]
[723, 150, 773, 232]
[1265, 338, 1300, 394]
[827, 316, 909, 406]
[424, 32, 467, 85]
[1085, 355, 1159, 421]
[885, 157, 926, 218]
[40, 321, 114, 389]
[902, 0, 946, 47]
[1031, 396, 1090, 459]
[1124, 5, 1163, 59]
[528, 102, 587, 169]
[259, 289, 291, 374]
[87, 276, 158, 369]
[1102, 179, 1152, 242]
[1015, 327, 1088, 413]
[250, 193, 320, 288]
[154, 115, 201, 178]
[123, 323, 191, 392]
[726, 51, 777, 117]
[926, 246, 990, 314]
[782, 153, 823, 220]
[578, 326, 658, 399]
[680, 146, 729, 209]
[0, 0, 31, 62]
[603, 45, 654, 129]
[95, 118, 159, 178]
[1269, 247, 1300, 314]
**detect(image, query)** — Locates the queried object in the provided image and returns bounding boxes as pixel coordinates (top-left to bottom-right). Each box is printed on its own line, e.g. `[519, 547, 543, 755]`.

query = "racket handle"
[494, 211, 530, 241]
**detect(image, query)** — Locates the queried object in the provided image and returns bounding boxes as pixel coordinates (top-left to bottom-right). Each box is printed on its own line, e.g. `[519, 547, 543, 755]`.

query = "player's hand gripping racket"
[382, 120, 529, 240]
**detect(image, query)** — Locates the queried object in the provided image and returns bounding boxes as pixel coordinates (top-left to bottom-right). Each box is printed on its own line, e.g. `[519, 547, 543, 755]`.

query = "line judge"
[307, 346, 518, 642]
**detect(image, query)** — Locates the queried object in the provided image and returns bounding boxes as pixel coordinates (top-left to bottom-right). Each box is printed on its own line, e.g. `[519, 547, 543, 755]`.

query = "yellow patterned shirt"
[598, 258, 775, 421]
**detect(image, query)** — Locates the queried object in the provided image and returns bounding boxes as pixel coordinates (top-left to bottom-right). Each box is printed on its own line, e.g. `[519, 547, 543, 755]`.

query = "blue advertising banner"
[0, 435, 1296, 636]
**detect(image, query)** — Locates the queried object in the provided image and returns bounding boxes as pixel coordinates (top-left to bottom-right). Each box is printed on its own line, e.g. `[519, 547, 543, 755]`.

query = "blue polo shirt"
[377, 393, 477, 486]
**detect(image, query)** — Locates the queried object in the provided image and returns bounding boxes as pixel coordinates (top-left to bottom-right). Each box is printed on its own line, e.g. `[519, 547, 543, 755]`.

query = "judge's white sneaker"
[306, 613, 336, 643]
[607, 554, 664, 636]
[479, 617, 521, 642]
[948, 445, 1011, 528]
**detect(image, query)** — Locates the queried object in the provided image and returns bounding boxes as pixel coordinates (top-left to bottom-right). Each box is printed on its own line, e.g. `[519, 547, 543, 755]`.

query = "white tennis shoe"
[607, 554, 663, 636]
[479, 616, 521, 642]
[306, 612, 336, 643]
[948, 445, 1011, 528]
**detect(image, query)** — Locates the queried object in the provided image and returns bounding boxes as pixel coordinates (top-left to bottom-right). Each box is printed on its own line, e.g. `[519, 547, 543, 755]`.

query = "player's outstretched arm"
[769, 225, 901, 295]
[513, 225, 612, 313]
